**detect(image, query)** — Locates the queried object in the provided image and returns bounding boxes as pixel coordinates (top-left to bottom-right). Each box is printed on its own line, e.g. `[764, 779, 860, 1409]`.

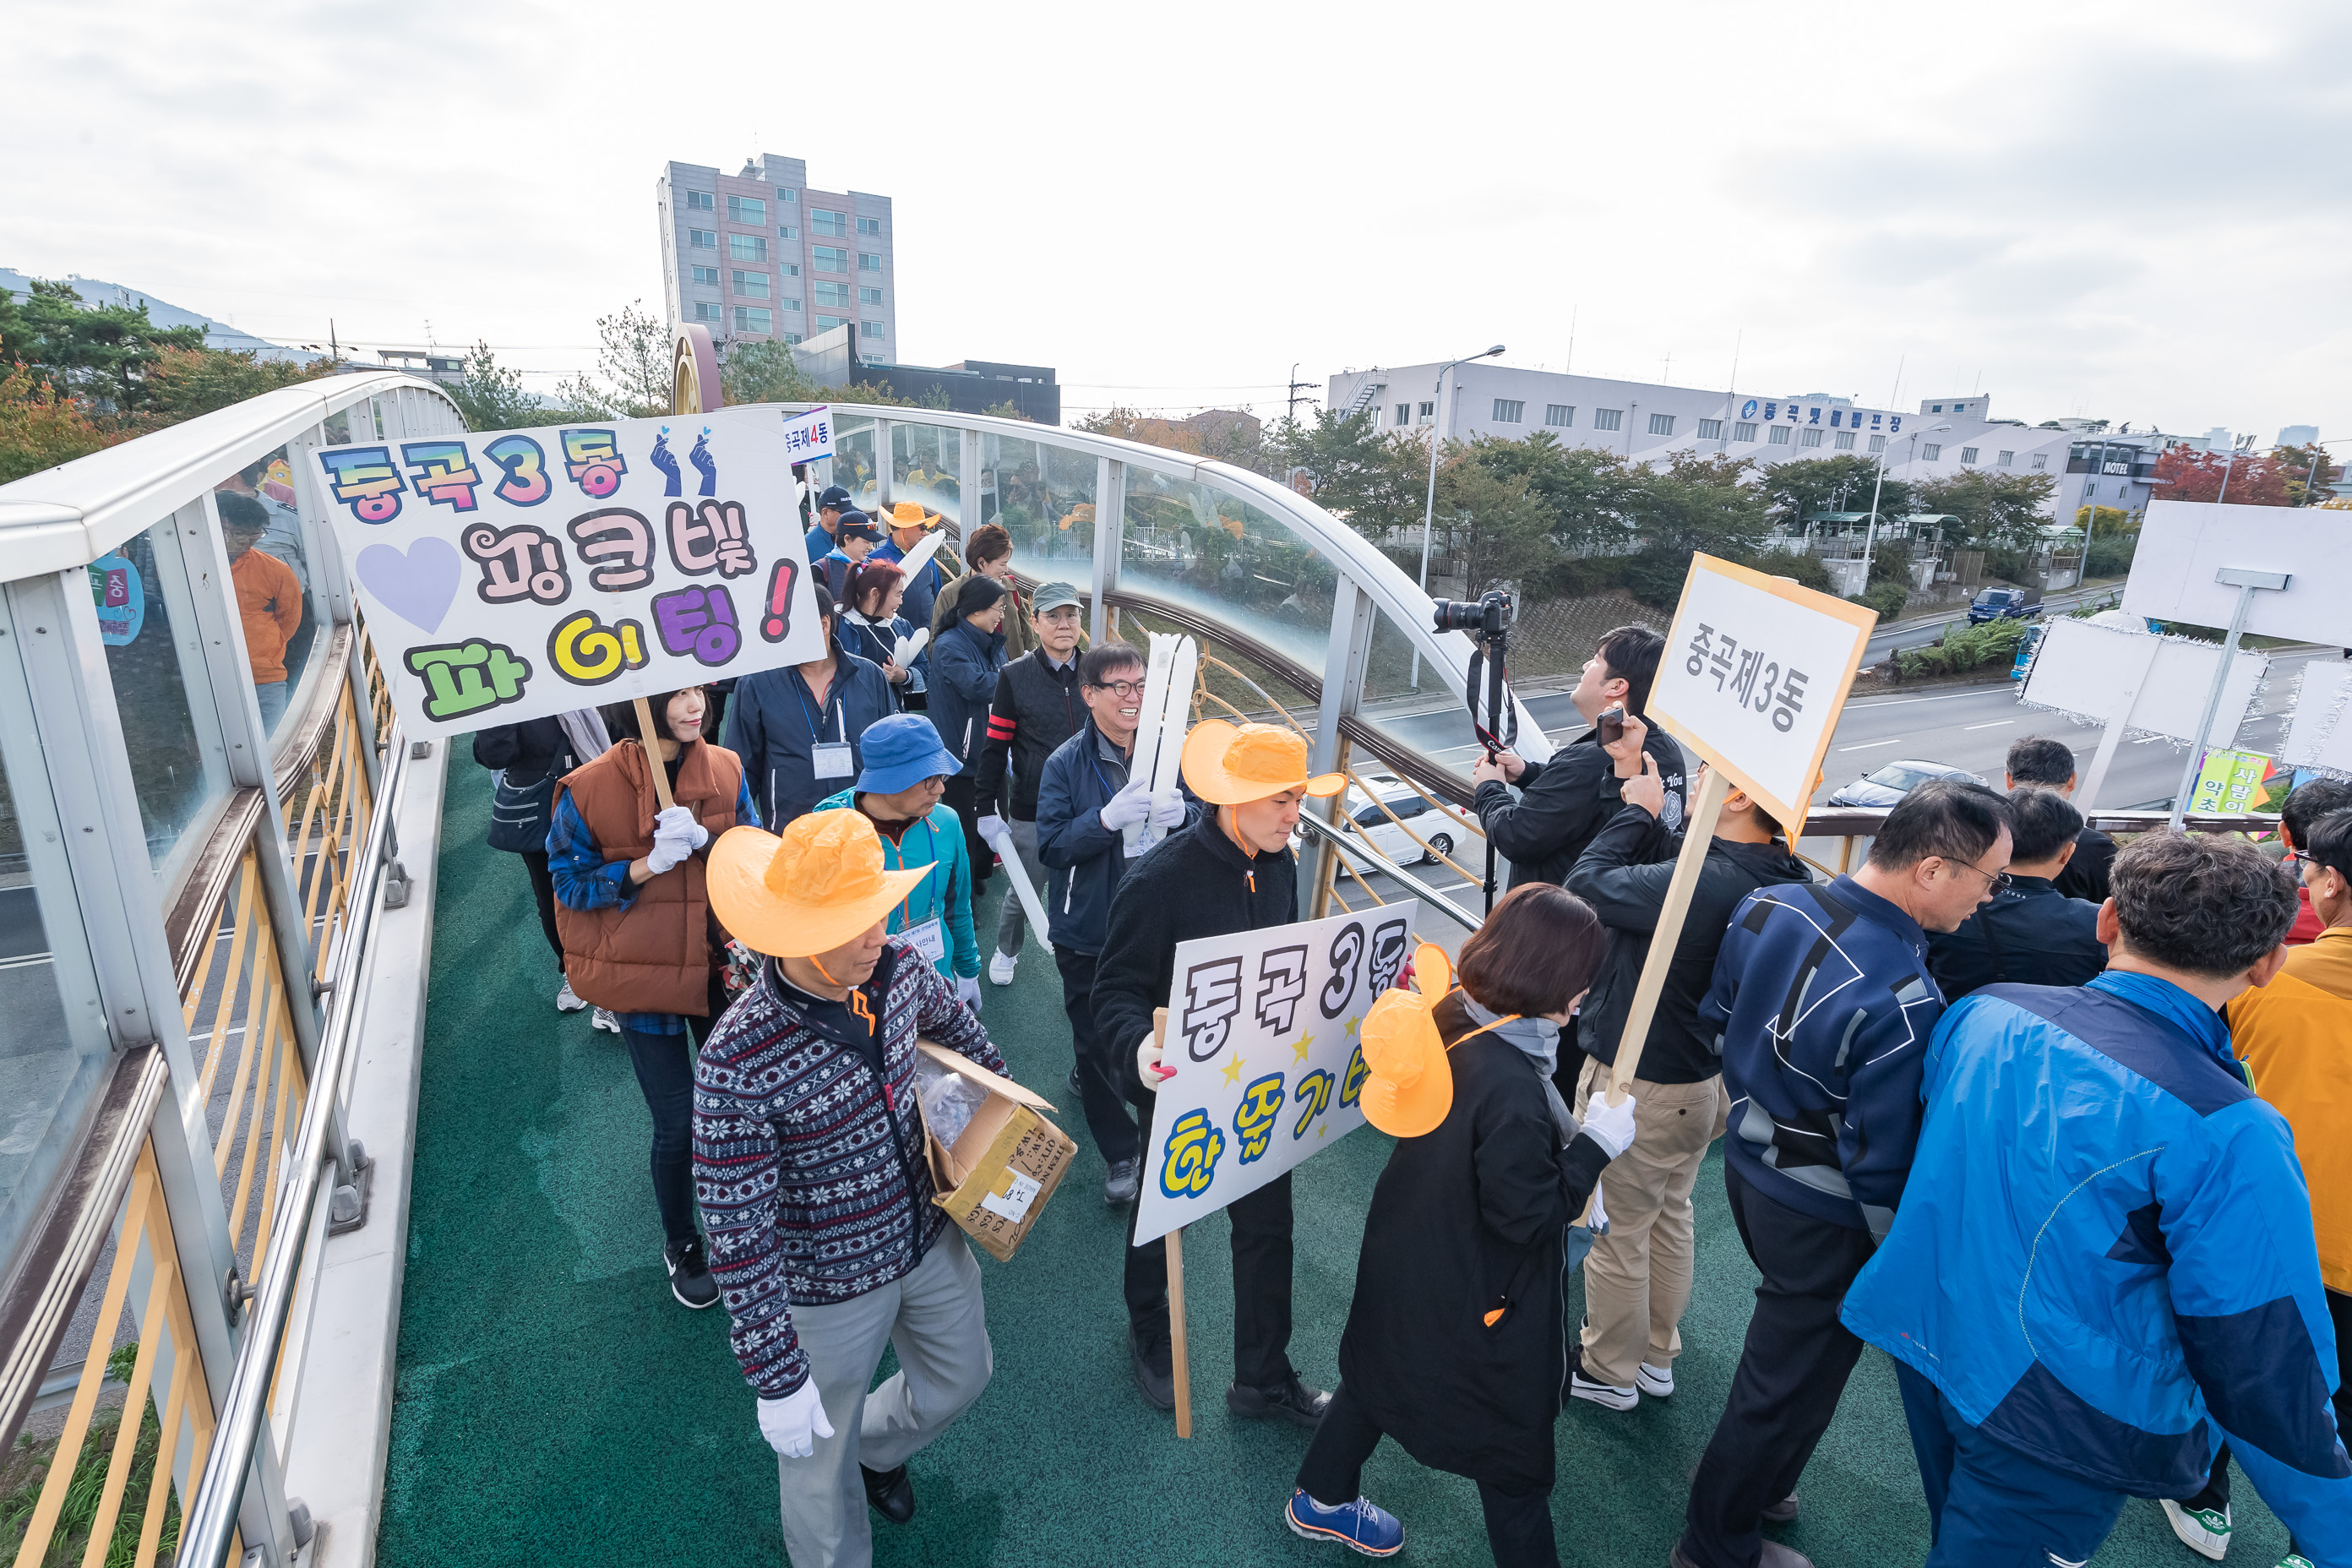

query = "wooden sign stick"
[633, 695, 676, 811]
[1152, 1004, 1193, 1440]
[1606, 765, 1732, 1101]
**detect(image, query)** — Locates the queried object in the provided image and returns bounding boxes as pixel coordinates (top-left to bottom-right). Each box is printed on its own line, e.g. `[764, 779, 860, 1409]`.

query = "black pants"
[1054, 946, 1140, 1165]
[1125, 1159, 1297, 1388]
[942, 775, 992, 896]
[1299, 1383, 1557, 1568]
[1680, 1164, 1876, 1568]
[520, 848, 563, 970]
[618, 977, 730, 1252]
[2181, 1286, 2352, 1557]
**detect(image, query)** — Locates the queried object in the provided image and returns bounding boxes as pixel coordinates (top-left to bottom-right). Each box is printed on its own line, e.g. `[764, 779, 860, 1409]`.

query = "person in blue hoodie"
[928, 574, 1010, 903]
[1033, 640, 1189, 1203]
[1675, 779, 2013, 1568]
[1841, 831, 2351, 1565]
[814, 713, 983, 1010]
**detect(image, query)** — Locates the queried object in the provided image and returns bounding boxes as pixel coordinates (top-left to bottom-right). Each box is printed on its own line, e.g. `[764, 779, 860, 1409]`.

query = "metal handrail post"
[177, 723, 406, 1568]
[1293, 812, 1484, 934]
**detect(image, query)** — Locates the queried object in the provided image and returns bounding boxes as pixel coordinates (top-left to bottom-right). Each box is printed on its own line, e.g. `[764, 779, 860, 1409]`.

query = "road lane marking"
[1838, 738, 1906, 752]
[1963, 720, 2012, 730]
[1846, 689, 2027, 710]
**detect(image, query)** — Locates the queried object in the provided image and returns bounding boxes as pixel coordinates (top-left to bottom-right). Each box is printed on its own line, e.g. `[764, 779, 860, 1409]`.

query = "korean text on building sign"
[311, 409, 827, 739]
[1132, 901, 1418, 1246]
[1644, 555, 1876, 837]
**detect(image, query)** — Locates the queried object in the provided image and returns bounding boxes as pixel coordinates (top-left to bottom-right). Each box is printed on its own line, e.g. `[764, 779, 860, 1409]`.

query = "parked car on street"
[1337, 773, 1477, 867]
[1827, 759, 1987, 808]
[1968, 585, 2044, 624]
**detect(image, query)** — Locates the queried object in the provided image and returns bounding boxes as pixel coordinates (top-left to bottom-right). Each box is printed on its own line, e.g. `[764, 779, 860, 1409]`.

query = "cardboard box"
[916, 1041, 1077, 1262]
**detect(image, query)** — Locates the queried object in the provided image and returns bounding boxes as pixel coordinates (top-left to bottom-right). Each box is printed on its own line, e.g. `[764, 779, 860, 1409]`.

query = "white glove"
[1135, 1034, 1166, 1093]
[757, 1380, 835, 1458]
[956, 974, 983, 1010]
[655, 804, 710, 850]
[1580, 1090, 1639, 1160]
[1589, 1184, 1610, 1235]
[1147, 788, 1186, 829]
[977, 812, 1009, 849]
[1099, 777, 1154, 832]
[645, 826, 692, 874]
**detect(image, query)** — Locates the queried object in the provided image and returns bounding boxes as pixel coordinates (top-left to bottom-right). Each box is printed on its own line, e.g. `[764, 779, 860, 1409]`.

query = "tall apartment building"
[655, 154, 896, 357]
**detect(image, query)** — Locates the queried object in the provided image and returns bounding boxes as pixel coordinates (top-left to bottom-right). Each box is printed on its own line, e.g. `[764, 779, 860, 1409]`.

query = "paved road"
[1861, 584, 2122, 665]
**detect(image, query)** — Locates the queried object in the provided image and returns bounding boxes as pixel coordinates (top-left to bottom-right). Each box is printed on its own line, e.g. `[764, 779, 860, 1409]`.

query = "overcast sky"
[8, 0, 2346, 442]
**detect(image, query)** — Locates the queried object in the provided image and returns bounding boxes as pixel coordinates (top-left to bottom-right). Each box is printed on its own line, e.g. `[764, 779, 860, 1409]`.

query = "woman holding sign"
[548, 686, 759, 1311]
[1286, 885, 1636, 1565]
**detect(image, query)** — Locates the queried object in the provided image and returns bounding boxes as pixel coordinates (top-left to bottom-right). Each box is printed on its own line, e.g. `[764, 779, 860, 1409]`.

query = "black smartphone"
[1598, 705, 1626, 746]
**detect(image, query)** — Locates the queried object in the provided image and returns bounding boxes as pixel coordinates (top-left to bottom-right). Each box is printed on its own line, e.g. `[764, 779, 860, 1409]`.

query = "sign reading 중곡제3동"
[1131, 901, 1419, 1248]
[311, 410, 829, 739]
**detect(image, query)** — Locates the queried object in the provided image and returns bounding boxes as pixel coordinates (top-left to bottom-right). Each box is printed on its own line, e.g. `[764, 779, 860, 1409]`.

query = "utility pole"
[1285, 362, 1317, 423]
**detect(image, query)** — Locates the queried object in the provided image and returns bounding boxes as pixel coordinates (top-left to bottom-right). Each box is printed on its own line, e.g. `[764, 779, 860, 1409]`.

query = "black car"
[1827, 759, 1988, 808]
[1968, 586, 2043, 624]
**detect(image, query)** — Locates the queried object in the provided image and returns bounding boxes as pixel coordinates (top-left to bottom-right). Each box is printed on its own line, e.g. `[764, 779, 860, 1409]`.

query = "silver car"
[1826, 759, 1986, 808]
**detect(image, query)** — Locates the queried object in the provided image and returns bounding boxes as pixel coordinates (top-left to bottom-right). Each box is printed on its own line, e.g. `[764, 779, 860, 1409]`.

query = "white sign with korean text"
[779, 404, 836, 464]
[312, 410, 827, 739]
[1646, 554, 1878, 836]
[1132, 901, 1418, 1247]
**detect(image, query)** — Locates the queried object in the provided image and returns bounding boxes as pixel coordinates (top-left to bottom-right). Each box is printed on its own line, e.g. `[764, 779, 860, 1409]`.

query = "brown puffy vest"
[553, 738, 743, 1016]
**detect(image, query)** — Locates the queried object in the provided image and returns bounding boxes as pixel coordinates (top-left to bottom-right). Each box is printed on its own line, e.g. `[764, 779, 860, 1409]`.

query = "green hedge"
[1892, 616, 2031, 681]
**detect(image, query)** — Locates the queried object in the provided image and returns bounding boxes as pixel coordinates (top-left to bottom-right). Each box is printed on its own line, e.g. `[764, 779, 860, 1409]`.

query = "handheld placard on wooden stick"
[633, 695, 676, 810]
[1152, 1004, 1194, 1439]
[1604, 766, 1731, 1099]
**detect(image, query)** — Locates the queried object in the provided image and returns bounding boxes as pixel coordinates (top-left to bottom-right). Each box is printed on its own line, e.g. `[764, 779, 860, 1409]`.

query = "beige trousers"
[1576, 1057, 1729, 1388]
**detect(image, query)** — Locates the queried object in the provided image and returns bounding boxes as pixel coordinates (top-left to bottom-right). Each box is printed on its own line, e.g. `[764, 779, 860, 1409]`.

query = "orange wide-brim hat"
[1360, 945, 1456, 1138]
[1179, 720, 1345, 807]
[708, 809, 931, 958]
[885, 500, 944, 531]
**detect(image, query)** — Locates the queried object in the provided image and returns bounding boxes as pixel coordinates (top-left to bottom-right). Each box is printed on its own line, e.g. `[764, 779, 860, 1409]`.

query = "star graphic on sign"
[1222, 1055, 1246, 1086]
[1317, 1125, 1327, 1138]
[1293, 1033, 1315, 1064]
[1345, 1015, 1359, 1035]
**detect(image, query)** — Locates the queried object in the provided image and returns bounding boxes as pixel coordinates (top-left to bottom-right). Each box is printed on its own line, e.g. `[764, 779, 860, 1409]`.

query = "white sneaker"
[988, 950, 1018, 986]
[591, 1007, 621, 1034]
[1636, 1362, 1674, 1398]
[555, 977, 586, 1013]
[1568, 1355, 1637, 1413]
[2159, 1499, 2230, 1560]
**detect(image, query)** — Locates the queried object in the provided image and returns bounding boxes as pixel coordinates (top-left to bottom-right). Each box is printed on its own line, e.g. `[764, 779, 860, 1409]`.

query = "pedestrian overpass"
[0, 360, 2289, 1565]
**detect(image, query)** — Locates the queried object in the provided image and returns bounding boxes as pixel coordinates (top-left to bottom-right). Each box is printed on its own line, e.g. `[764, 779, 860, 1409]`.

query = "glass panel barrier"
[992, 432, 1097, 586]
[101, 516, 234, 880]
[1360, 602, 1478, 788]
[1118, 464, 1337, 678]
[830, 414, 882, 514]
[890, 420, 963, 526]
[213, 445, 320, 738]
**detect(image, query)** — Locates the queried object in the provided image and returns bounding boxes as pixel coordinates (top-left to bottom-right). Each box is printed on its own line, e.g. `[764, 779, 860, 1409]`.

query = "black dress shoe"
[1761, 1493, 1799, 1523]
[860, 1462, 915, 1523]
[1130, 1316, 1176, 1411]
[1226, 1374, 1330, 1428]
[1068, 1065, 1083, 1099]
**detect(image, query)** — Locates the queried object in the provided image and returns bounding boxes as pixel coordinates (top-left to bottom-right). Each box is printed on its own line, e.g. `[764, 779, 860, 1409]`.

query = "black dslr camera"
[1431, 589, 1514, 640]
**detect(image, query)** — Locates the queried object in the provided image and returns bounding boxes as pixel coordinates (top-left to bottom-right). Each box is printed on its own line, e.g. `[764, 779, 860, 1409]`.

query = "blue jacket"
[928, 618, 1006, 768]
[1033, 719, 1201, 956]
[840, 610, 923, 702]
[803, 522, 834, 563]
[1925, 874, 2106, 1000]
[872, 538, 946, 659]
[722, 648, 896, 830]
[1842, 972, 2352, 1538]
[1703, 874, 1946, 1239]
[813, 789, 978, 979]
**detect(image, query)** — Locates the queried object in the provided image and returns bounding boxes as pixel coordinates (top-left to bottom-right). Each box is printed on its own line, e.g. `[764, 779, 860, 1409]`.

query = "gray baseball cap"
[1031, 581, 1083, 614]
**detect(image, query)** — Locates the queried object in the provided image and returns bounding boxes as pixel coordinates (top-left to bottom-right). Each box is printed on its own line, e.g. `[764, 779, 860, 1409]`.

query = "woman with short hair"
[1286, 883, 1638, 1565]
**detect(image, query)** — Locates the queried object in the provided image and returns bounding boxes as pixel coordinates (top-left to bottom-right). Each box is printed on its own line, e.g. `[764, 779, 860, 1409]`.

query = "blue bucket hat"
[855, 713, 965, 794]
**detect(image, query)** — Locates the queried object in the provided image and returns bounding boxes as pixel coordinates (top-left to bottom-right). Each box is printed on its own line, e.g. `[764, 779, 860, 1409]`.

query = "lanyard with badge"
[794, 667, 855, 781]
[893, 814, 950, 966]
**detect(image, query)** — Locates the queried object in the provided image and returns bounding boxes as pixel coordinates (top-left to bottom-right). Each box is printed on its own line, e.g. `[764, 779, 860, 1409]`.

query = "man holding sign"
[1092, 720, 1346, 1425]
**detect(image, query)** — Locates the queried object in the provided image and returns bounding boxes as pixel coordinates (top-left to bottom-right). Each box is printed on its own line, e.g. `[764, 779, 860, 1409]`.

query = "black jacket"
[1567, 805, 1814, 1085]
[1925, 874, 2108, 1000]
[1337, 991, 1610, 1493]
[1093, 814, 1298, 1061]
[2052, 826, 2115, 904]
[976, 648, 1084, 821]
[1473, 724, 1687, 890]
[471, 717, 576, 786]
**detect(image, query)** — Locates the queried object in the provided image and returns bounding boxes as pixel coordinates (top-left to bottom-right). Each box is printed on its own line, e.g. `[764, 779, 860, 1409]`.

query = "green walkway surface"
[382, 759, 2284, 1565]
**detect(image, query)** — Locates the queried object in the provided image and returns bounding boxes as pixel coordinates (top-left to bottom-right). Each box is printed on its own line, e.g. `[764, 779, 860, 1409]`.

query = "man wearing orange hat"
[694, 810, 1008, 1566]
[871, 500, 948, 637]
[1092, 719, 1346, 1426]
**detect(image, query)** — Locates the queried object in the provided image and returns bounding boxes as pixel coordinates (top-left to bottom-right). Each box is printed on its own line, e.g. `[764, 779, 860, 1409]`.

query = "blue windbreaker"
[812, 789, 978, 979]
[1703, 874, 1946, 1240]
[1842, 972, 2352, 1541]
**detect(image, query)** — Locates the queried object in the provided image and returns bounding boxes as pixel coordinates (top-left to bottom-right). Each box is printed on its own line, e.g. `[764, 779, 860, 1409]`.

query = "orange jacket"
[2229, 926, 2352, 1292]
[231, 547, 303, 683]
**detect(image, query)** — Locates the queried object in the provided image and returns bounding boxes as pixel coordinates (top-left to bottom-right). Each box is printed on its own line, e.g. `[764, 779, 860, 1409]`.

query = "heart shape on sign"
[355, 536, 462, 634]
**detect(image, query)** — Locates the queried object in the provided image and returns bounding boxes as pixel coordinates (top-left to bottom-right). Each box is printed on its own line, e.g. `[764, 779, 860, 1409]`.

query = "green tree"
[0, 362, 139, 482]
[142, 344, 333, 421]
[1910, 468, 2057, 550]
[553, 300, 673, 418]
[1433, 458, 1559, 600]
[1270, 407, 1426, 536]
[443, 340, 553, 430]
[0, 279, 205, 410]
[1760, 453, 1906, 525]
[720, 338, 819, 406]
[2273, 444, 2341, 507]
[1458, 431, 1643, 553]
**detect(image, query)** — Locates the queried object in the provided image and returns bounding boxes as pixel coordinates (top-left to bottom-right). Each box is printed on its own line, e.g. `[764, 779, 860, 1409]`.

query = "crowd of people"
[466, 581, 2349, 1568]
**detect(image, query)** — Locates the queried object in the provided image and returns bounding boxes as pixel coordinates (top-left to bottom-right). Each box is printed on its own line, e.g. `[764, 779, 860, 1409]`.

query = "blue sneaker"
[1286, 1489, 1403, 1556]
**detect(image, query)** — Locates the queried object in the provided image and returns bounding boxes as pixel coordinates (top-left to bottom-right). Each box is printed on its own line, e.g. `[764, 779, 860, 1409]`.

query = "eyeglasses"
[1090, 678, 1146, 699]
[1945, 859, 2012, 895]
[2285, 847, 2314, 867]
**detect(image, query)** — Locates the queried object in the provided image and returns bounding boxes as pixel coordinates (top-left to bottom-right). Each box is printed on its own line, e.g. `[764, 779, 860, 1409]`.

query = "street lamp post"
[1860, 421, 1951, 601]
[1411, 343, 1505, 689]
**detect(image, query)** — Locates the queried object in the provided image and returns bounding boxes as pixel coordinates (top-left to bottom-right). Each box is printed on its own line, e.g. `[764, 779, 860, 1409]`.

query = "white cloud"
[4, 0, 2345, 438]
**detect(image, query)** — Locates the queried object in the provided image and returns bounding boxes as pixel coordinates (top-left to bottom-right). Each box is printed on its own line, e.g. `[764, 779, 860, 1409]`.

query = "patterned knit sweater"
[694, 938, 1004, 1396]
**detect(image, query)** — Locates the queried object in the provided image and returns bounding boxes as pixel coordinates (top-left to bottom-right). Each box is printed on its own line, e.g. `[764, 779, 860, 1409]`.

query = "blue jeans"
[253, 680, 288, 732]
[1895, 1363, 2126, 1566]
